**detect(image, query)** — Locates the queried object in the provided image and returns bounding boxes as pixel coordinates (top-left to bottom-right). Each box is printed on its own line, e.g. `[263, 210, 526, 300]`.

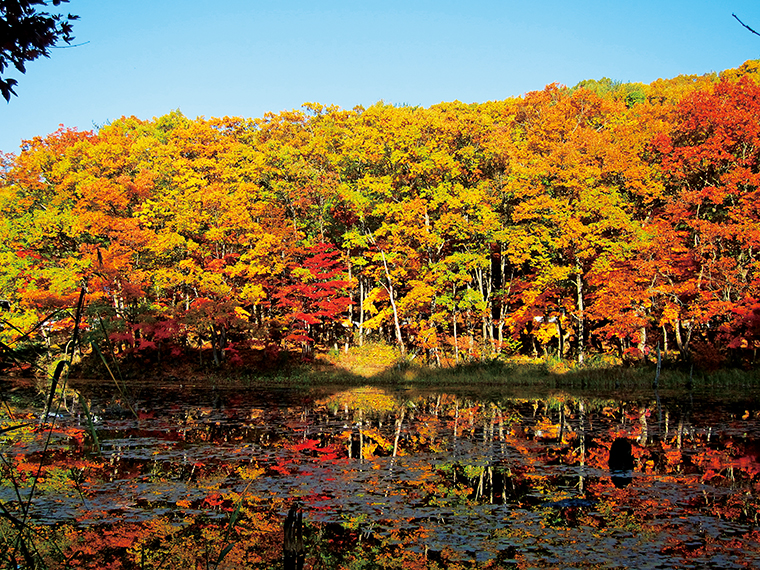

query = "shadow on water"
[2, 373, 760, 568]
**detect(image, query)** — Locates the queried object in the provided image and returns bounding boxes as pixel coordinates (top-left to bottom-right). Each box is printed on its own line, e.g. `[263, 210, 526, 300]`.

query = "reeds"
[0, 282, 100, 568]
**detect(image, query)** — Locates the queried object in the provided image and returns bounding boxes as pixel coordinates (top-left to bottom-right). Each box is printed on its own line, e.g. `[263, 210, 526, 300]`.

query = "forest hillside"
[3, 61, 760, 372]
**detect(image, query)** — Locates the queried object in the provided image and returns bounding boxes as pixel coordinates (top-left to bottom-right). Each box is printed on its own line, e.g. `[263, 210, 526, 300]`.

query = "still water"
[2, 376, 759, 569]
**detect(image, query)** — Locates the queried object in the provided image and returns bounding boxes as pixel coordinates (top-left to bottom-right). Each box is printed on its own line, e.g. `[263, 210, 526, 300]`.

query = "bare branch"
[733, 13, 760, 37]
[50, 41, 90, 49]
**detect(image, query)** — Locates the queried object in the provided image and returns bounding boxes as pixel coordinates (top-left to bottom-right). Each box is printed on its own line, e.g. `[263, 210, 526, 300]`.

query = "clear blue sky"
[1, 0, 759, 154]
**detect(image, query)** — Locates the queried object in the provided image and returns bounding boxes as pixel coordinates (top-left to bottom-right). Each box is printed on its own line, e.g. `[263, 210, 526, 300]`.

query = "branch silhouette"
[733, 13, 760, 37]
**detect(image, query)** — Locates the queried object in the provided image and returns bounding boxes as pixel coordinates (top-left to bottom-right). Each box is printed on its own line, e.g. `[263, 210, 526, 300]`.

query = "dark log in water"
[284, 504, 304, 570]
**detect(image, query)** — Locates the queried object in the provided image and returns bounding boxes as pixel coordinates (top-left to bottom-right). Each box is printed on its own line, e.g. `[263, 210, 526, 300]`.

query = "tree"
[500, 85, 655, 362]
[652, 76, 760, 364]
[274, 242, 352, 356]
[0, 0, 78, 101]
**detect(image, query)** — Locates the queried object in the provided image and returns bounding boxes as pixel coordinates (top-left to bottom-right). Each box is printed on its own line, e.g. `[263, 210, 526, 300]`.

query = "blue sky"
[1, 0, 759, 154]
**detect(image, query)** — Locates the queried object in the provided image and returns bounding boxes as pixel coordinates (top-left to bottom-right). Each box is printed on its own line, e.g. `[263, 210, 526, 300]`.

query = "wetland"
[1, 375, 759, 569]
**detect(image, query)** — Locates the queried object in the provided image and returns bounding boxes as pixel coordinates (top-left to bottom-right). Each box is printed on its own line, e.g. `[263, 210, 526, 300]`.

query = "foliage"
[4, 62, 760, 373]
[0, 0, 79, 101]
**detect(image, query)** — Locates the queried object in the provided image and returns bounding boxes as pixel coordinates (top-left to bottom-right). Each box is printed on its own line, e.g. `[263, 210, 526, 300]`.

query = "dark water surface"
[2, 376, 759, 568]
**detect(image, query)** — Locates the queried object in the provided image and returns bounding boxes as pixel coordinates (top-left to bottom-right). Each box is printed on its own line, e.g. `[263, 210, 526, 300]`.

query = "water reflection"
[1, 379, 760, 568]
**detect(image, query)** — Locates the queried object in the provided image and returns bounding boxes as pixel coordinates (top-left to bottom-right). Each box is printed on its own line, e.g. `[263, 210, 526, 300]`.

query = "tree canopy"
[3, 61, 760, 370]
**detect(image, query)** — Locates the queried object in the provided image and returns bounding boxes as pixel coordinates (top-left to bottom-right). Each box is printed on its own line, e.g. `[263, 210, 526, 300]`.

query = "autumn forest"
[4, 60, 760, 371]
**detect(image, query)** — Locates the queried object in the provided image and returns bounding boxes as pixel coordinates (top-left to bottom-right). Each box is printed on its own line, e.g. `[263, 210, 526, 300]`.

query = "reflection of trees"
[2, 390, 759, 567]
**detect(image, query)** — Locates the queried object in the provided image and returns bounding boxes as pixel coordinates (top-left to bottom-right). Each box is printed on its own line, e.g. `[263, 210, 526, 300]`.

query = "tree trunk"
[575, 265, 585, 364]
[210, 326, 221, 367]
[358, 278, 365, 347]
[674, 319, 693, 356]
[453, 307, 459, 365]
[637, 325, 647, 359]
[347, 261, 353, 352]
[380, 251, 405, 355]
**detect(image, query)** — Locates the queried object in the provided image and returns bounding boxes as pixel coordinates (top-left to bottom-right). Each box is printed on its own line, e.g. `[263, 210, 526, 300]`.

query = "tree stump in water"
[284, 504, 304, 570]
[609, 437, 634, 488]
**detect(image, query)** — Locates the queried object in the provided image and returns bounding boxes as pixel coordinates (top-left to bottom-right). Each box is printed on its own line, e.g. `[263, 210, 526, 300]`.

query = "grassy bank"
[192, 343, 760, 399]
[11, 340, 757, 401]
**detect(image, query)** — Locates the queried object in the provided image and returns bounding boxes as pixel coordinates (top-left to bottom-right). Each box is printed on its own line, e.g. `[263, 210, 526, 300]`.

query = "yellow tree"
[339, 101, 504, 359]
[501, 85, 656, 362]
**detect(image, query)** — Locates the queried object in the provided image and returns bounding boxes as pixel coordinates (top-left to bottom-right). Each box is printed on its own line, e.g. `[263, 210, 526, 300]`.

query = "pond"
[1, 376, 759, 569]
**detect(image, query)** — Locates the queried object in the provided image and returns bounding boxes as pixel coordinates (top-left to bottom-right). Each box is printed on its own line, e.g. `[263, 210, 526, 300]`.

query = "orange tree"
[497, 85, 658, 362]
[652, 76, 760, 365]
